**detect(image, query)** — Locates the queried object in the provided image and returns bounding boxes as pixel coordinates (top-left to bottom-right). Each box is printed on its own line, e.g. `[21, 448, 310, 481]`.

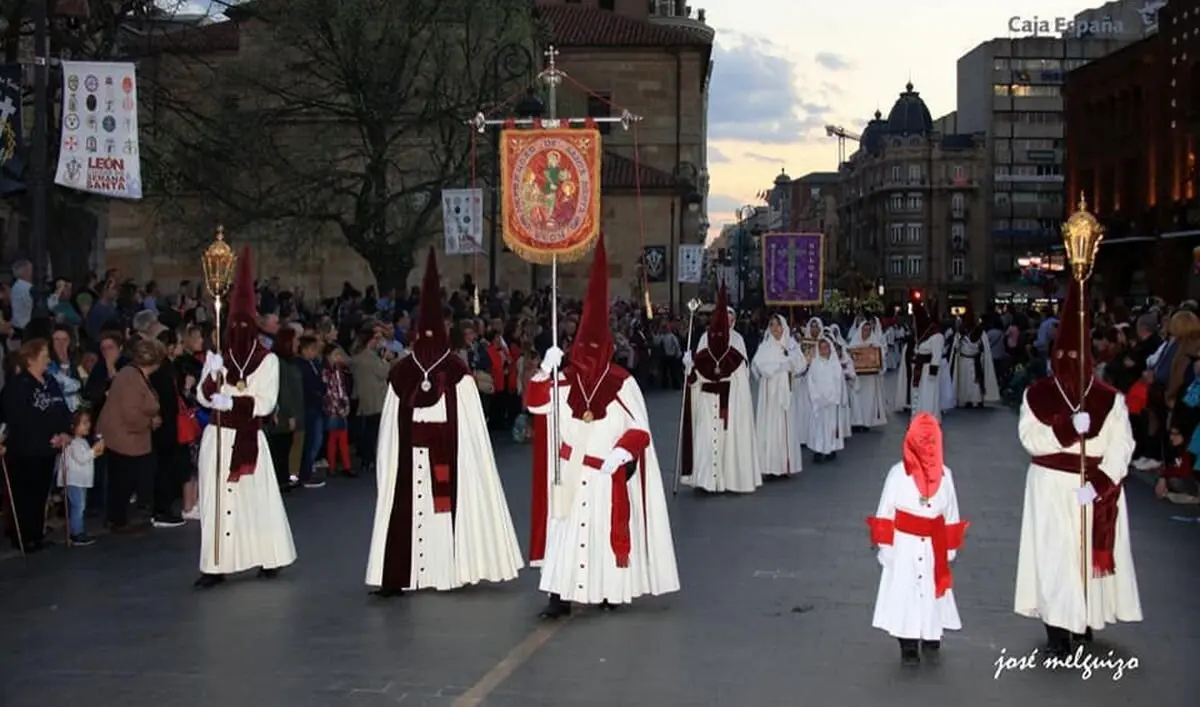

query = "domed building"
[833, 81, 991, 313]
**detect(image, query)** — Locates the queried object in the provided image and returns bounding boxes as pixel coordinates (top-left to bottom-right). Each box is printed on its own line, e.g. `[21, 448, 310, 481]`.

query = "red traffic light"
[912, 290, 922, 300]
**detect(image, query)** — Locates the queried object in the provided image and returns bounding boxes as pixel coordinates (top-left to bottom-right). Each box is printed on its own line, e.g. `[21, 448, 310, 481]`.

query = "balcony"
[951, 235, 968, 252]
[648, 1, 715, 41]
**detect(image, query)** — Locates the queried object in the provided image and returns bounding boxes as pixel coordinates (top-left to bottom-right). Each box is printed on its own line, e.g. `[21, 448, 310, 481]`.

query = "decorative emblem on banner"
[441, 188, 484, 255]
[499, 127, 601, 264]
[0, 64, 23, 195]
[54, 61, 142, 199]
[642, 246, 666, 282]
[677, 245, 704, 283]
[761, 233, 824, 305]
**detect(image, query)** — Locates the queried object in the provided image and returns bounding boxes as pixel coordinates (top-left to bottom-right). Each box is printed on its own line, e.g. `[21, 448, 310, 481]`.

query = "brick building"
[104, 1, 714, 302]
[1065, 0, 1200, 303]
[786, 172, 839, 291]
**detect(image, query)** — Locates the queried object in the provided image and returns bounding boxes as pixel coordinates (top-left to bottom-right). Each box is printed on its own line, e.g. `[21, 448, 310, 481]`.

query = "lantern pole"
[201, 227, 236, 568]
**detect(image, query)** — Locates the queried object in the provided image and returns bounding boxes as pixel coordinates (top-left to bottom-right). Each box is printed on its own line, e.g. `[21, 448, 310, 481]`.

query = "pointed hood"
[706, 282, 732, 357]
[903, 412, 944, 498]
[413, 247, 450, 362]
[1051, 278, 1093, 405]
[913, 299, 936, 341]
[225, 245, 258, 357]
[569, 235, 613, 386]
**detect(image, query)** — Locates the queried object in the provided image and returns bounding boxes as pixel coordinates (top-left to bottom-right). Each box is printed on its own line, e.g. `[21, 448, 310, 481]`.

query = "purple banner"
[762, 233, 823, 304]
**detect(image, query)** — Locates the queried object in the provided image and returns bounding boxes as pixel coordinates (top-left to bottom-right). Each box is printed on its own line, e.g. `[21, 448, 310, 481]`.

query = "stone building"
[786, 172, 839, 294]
[834, 85, 990, 312]
[103, 1, 713, 303]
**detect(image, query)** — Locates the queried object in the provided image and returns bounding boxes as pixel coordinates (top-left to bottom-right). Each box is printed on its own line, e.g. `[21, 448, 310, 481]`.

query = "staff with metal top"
[201, 227, 236, 567]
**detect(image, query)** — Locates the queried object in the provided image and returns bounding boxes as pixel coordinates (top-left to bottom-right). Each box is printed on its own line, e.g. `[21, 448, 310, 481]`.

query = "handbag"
[175, 378, 201, 444]
[474, 370, 495, 394]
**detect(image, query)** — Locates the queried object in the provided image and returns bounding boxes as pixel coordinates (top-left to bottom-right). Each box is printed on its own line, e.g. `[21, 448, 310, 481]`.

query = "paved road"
[0, 385, 1196, 707]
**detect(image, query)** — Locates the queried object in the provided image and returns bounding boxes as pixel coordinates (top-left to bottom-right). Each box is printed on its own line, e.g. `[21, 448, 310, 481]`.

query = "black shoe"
[370, 587, 404, 598]
[1044, 624, 1072, 660]
[257, 567, 280, 579]
[599, 600, 619, 612]
[829, 452, 838, 461]
[920, 640, 940, 663]
[194, 574, 225, 589]
[1071, 627, 1094, 644]
[152, 515, 186, 529]
[69, 533, 96, 546]
[539, 594, 571, 620]
[899, 639, 920, 666]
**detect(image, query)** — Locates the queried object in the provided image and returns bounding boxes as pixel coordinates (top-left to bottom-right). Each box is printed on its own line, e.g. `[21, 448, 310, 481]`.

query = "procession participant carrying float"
[466, 45, 658, 565]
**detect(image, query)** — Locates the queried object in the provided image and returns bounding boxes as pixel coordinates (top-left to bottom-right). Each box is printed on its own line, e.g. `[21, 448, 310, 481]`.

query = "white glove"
[599, 447, 634, 475]
[202, 351, 224, 380]
[209, 393, 234, 412]
[1075, 482, 1098, 506]
[682, 351, 694, 371]
[540, 346, 564, 374]
[1072, 412, 1091, 435]
[876, 546, 893, 568]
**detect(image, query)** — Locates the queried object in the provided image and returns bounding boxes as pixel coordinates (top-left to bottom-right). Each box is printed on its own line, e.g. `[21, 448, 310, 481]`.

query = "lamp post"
[30, 0, 50, 318]
[735, 205, 756, 307]
[486, 44, 541, 292]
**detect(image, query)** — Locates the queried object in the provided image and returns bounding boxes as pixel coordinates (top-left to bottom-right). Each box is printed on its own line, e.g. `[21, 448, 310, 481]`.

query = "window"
[994, 191, 1010, 205]
[907, 164, 921, 182]
[889, 223, 904, 244]
[888, 256, 905, 277]
[889, 194, 903, 211]
[951, 256, 965, 279]
[587, 91, 612, 135]
[905, 223, 922, 244]
[951, 223, 965, 249]
[906, 256, 922, 277]
[951, 165, 965, 183]
[890, 165, 902, 182]
[906, 193, 922, 211]
[951, 193, 965, 214]
[994, 165, 1009, 179]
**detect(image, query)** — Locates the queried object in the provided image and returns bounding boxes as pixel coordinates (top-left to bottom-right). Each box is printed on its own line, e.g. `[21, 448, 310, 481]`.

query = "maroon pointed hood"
[1051, 278, 1094, 406]
[569, 236, 613, 387]
[706, 283, 732, 357]
[225, 245, 258, 358]
[412, 248, 449, 363]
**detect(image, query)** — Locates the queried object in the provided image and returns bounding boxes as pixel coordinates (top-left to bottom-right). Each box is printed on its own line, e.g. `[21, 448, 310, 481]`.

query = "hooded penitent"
[562, 236, 629, 422]
[1024, 277, 1120, 576]
[913, 299, 937, 342]
[705, 283, 733, 359]
[903, 412, 944, 500]
[381, 248, 471, 589]
[680, 281, 746, 479]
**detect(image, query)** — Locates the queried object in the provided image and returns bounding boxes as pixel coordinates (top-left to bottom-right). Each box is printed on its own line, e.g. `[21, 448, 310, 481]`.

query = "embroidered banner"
[499, 127, 601, 264]
[0, 64, 24, 194]
[642, 245, 666, 282]
[761, 232, 823, 305]
[54, 61, 142, 199]
[677, 244, 704, 283]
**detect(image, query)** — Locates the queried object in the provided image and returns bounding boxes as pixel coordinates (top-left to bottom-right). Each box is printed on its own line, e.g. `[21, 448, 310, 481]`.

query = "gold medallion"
[582, 410, 594, 423]
[236, 381, 247, 392]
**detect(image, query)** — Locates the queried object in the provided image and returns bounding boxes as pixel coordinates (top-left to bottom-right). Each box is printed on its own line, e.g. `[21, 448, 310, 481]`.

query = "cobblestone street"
[0, 387, 1195, 706]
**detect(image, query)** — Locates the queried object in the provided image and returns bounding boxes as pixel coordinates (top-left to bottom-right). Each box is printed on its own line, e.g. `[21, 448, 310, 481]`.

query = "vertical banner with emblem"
[641, 245, 666, 282]
[54, 61, 142, 199]
[677, 244, 704, 283]
[761, 232, 824, 305]
[0, 64, 24, 195]
[441, 188, 484, 255]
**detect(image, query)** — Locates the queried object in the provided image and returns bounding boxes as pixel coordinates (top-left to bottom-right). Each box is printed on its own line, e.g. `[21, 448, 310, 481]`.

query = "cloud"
[709, 33, 839, 144]
[707, 194, 748, 215]
[815, 52, 853, 71]
[708, 146, 731, 163]
[743, 151, 784, 164]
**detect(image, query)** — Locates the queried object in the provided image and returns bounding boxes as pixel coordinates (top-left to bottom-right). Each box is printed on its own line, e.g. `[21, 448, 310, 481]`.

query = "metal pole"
[488, 60, 499, 291]
[669, 200, 676, 313]
[545, 48, 562, 487]
[31, 0, 49, 318]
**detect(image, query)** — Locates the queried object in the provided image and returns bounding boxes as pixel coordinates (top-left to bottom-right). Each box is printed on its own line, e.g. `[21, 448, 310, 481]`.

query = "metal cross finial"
[1078, 191, 1088, 212]
[540, 44, 564, 88]
[544, 45, 558, 66]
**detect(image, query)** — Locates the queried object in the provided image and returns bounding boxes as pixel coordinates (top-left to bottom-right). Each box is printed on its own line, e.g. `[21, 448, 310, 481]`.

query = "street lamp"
[486, 45, 540, 291]
[876, 277, 885, 298]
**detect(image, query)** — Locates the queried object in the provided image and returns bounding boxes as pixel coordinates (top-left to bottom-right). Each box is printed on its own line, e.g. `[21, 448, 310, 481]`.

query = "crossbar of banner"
[467, 111, 641, 134]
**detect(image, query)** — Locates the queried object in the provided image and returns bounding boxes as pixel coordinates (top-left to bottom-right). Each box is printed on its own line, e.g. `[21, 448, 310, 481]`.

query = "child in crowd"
[1162, 425, 1200, 504]
[298, 335, 328, 488]
[58, 410, 105, 546]
[323, 348, 353, 477]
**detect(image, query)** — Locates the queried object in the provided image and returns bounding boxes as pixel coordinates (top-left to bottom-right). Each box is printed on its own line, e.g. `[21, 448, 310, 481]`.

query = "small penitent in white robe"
[791, 318, 825, 447]
[938, 329, 957, 412]
[196, 353, 297, 575]
[683, 330, 762, 492]
[954, 330, 1001, 406]
[826, 326, 855, 444]
[806, 337, 844, 456]
[849, 321, 889, 429]
[1014, 389, 1143, 634]
[905, 332, 945, 420]
[752, 315, 808, 476]
[891, 327, 912, 413]
[365, 370, 524, 592]
[867, 415, 967, 641]
[526, 371, 681, 604]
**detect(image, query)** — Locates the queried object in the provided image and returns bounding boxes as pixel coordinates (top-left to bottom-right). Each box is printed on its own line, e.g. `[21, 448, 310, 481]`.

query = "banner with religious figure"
[761, 232, 823, 305]
[54, 60, 142, 199]
[0, 64, 24, 195]
[499, 127, 601, 264]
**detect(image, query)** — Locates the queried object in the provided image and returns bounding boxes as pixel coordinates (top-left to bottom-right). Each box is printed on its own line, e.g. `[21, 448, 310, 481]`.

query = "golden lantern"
[199, 225, 236, 568]
[1060, 193, 1104, 283]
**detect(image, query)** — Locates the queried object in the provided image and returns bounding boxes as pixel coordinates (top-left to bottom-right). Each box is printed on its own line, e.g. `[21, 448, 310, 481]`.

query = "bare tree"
[143, 0, 540, 291]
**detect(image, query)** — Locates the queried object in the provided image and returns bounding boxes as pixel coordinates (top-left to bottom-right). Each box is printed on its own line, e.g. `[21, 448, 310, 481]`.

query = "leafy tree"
[0, 0, 190, 282]
[144, 0, 541, 291]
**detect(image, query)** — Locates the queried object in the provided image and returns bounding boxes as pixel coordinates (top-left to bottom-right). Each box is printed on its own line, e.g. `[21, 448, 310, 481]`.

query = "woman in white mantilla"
[752, 314, 807, 477]
[807, 335, 844, 462]
[849, 318, 889, 429]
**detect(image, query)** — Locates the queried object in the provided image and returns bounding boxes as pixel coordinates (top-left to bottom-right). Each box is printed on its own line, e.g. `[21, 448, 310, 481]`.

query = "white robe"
[529, 375, 680, 604]
[752, 327, 807, 476]
[806, 348, 844, 454]
[684, 333, 762, 493]
[365, 376, 524, 591]
[871, 463, 964, 640]
[1014, 392, 1143, 633]
[891, 329, 912, 412]
[938, 329, 957, 411]
[906, 334, 945, 420]
[792, 318, 825, 446]
[848, 330, 888, 429]
[837, 351, 856, 445]
[196, 354, 297, 575]
[953, 334, 1001, 405]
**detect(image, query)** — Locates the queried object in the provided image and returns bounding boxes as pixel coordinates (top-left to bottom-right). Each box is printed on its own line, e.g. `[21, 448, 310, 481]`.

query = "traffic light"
[912, 289, 922, 301]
